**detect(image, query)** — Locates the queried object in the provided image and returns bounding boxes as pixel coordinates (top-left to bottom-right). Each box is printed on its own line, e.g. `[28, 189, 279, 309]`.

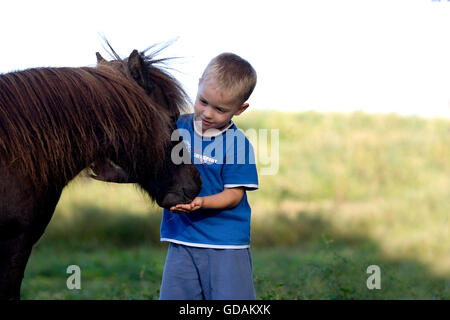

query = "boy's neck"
[193, 118, 233, 137]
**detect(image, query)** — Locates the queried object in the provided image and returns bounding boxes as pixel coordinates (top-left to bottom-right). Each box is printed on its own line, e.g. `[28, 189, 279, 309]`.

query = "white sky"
[1, 0, 449, 118]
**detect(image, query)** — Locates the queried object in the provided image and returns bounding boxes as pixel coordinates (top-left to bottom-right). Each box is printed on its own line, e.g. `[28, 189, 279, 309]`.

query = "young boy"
[92, 53, 258, 300]
[159, 53, 258, 300]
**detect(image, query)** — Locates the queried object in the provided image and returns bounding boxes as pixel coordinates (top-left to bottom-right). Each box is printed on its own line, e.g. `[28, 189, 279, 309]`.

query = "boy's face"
[194, 77, 248, 134]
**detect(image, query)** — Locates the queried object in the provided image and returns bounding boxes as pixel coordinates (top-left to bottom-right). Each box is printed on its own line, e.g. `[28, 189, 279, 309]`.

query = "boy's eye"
[216, 107, 225, 113]
[200, 99, 207, 105]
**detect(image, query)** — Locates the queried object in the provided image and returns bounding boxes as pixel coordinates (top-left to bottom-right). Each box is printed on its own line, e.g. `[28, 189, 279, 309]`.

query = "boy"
[92, 53, 258, 300]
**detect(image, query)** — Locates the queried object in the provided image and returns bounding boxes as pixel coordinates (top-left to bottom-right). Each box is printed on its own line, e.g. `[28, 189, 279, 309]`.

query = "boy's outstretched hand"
[170, 197, 204, 213]
[169, 187, 245, 213]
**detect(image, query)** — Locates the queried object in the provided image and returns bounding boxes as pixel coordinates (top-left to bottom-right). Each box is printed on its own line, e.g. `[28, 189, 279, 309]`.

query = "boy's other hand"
[89, 161, 130, 183]
[170, 197, 204, 213]
[89, 161, 115, 181]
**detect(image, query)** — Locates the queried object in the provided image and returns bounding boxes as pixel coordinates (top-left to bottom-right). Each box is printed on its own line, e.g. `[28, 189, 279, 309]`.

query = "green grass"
[23, 242, 449, 299]
[23, 244, 165, 300]
[21, 110, 450, 299]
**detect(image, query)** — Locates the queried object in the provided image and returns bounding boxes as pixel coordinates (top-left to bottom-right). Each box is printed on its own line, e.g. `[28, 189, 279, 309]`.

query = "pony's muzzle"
[158, 192, 189, 209]
[158, 177, 202, 210]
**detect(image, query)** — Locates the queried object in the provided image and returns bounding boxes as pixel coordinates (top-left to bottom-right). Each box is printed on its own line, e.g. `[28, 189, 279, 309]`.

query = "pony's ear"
[96, 52, 106, 64]
[127, 49, 152, 92]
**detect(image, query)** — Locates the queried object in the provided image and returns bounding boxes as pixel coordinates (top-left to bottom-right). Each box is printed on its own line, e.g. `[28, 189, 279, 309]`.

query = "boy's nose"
[203, 106, 213, 119]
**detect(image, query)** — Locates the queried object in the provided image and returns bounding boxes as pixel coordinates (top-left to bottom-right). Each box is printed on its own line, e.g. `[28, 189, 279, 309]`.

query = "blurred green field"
[24, 110, 450, 299]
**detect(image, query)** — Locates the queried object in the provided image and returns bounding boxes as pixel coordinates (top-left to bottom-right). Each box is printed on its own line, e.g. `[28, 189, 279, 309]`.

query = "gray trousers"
[159, 242, 256, 300]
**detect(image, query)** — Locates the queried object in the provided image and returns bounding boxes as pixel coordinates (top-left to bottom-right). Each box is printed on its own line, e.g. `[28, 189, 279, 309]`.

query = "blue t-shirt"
[160, 113, 259, 248]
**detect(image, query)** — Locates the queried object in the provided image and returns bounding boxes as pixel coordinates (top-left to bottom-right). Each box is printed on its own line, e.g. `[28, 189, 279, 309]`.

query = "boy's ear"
[234, 103, 249, 116]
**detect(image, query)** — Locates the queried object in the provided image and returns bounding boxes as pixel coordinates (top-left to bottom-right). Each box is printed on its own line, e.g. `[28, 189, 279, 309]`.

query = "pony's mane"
[100, 41, 190, 119]
[0, 47, 190, 189]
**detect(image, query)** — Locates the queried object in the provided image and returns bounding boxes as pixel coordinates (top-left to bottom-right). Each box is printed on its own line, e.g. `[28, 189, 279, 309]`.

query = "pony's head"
[95, 45, 202, 208]
[0, 42, 201, 209]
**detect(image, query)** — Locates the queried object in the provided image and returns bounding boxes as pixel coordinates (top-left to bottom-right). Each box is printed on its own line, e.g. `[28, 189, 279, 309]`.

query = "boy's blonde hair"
[201, 53, 257, 106]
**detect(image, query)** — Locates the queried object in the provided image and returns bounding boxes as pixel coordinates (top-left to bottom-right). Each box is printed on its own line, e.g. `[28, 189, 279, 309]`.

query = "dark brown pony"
[0, 44, 202, 300]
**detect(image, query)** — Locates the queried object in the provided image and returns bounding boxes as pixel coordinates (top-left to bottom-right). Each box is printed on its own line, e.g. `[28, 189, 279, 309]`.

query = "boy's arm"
[170, 187, 244, 213]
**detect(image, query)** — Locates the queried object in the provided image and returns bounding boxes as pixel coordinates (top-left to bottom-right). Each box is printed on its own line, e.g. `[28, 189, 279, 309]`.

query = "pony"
[0, 43, 202, 300]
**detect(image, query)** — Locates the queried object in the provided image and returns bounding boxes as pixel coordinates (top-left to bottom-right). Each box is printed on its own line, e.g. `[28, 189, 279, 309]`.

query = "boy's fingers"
[171, 205, 191, 213]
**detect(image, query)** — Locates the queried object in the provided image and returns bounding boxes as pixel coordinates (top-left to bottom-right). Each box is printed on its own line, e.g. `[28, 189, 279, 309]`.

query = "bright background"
[1, 0, 449, 118]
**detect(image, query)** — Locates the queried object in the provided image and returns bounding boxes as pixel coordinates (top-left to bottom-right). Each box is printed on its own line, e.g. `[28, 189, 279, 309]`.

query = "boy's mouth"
[201, 118, 212, 126]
